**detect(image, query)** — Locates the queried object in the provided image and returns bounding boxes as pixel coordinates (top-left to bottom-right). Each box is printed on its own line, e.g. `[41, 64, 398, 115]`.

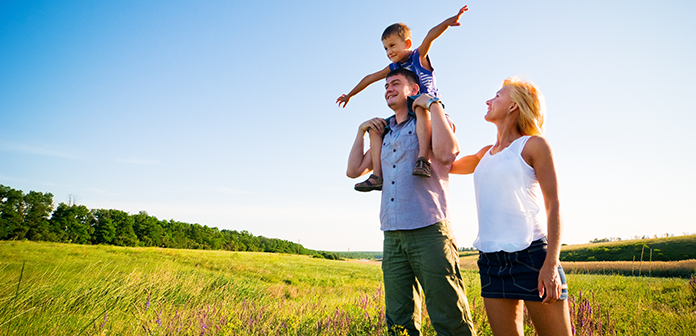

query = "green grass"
[1, 241, 695, 335]
[560, 235, 696, 262]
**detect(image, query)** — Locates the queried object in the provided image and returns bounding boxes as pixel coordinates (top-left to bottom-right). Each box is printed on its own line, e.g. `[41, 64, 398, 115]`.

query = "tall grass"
[562, 260, 696, 278]
[1, 241, 695, 335]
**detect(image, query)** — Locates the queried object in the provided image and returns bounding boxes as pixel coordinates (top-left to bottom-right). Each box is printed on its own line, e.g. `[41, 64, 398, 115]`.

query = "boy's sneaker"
[354, 174, 383, 192]
[412, 157, 431, 178]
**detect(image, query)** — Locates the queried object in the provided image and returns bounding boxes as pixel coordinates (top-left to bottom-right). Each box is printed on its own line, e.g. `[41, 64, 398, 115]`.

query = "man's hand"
[443, 6, 468, 27]
[360, 117, 388, 135]
[336, 94, 352, 108]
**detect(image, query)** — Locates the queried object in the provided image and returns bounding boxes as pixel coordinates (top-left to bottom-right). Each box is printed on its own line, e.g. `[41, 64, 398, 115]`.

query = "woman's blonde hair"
[503, 76, 546, 136]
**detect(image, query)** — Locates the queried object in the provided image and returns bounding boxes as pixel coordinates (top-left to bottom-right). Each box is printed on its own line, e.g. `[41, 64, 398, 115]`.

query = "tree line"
[0, 184, 342, 259]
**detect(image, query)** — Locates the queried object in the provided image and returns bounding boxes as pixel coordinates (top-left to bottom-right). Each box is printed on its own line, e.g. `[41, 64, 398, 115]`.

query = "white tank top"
[472, 136, 546, 253]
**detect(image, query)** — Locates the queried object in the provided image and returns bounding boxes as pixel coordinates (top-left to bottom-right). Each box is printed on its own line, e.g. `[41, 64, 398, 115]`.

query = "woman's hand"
[538, 261, 563, 304]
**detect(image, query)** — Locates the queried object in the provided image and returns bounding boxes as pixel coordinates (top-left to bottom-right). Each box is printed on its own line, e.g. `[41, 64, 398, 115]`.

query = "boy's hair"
[387, 69, 419, 86]
[502, 76, 546, 136]
[381, 23, 411, 41]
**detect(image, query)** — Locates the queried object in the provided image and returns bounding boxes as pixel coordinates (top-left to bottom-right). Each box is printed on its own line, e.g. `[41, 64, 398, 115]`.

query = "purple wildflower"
[99, 311, 108, 331]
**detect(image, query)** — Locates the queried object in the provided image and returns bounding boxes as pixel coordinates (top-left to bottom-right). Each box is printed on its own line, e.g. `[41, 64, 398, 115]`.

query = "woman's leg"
[483, 298, 525, 336]
[524, 300, 572, 336]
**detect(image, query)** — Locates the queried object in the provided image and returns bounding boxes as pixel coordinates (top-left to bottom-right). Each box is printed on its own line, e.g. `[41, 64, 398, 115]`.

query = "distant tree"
[109, 210, 139, 247]
[51, 203, 93, 244]
[132, 211, 162, 247]
[23, 190, 55, 241]
[0, 185, 27, 240]
[92, 209, 117, 244]
[0, 184, 333, 259]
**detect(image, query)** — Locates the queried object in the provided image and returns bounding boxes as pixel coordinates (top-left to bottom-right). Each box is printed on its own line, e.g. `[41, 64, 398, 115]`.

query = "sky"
[1, 0, 695, 252]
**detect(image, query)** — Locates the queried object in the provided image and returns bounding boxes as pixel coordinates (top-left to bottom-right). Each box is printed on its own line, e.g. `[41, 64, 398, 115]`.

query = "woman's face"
[485, 85, 514, 123]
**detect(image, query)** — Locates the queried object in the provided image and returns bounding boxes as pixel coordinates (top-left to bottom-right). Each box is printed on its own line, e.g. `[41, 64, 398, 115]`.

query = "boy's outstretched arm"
[418, 5, 468, 70]
[336, 66, 391, 108]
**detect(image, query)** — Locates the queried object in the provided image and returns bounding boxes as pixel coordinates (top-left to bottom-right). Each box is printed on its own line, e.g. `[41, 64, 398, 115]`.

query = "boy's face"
[382, 34, 412, 64]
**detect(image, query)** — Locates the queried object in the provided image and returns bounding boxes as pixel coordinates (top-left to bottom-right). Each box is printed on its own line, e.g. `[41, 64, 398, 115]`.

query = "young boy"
[337, 6, 468, 192]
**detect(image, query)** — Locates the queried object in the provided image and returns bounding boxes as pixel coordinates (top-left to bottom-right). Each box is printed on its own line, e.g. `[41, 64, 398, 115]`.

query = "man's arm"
[337, 66, 391, 108]
[413, 95, 459, 165]
[418, 6, 468, 71]
[347, 118, 387, 178]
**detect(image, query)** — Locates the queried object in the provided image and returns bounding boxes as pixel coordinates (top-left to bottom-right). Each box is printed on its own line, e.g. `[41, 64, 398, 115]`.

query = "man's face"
[384, 74, 416, 109]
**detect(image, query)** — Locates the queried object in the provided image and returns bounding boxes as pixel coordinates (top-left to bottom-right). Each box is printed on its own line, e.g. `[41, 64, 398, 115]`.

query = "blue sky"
[1, 0, 695, 251]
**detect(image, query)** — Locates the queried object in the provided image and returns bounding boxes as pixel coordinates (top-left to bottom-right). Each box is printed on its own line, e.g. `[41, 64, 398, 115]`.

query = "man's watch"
[426, 96, 441, 110]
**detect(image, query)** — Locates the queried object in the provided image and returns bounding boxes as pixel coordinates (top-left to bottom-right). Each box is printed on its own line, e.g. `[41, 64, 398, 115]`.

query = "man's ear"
[405, 38, 412, 49]
[412, 83, 420, 94]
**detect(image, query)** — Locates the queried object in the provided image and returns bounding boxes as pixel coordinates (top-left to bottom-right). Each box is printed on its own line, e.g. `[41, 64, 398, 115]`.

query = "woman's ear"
[508, 102, 518, 114]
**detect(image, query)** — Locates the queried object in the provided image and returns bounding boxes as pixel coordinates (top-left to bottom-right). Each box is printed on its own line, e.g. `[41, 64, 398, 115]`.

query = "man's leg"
[383, 230, 423, 336]
[409, 222, 476, 336]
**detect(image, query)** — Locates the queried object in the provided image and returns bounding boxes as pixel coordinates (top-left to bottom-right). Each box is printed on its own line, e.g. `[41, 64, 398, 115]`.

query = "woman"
[440, 77, 571, 335]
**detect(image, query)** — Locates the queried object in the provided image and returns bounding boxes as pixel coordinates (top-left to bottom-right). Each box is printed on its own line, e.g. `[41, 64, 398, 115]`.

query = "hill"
[560, 235, 696, 262]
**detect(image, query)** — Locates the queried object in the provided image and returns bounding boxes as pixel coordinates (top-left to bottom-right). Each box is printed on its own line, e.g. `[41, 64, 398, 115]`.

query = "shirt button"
[391, 181, 395, 185]
[391, 198, 394, 202]
[392, 165, 396, 168]
[393, 149, 396, 152]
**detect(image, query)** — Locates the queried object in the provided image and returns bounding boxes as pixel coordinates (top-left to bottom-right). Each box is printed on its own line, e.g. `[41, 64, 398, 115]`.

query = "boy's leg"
[413, 106, 432, 177]
[354, 128, 384, 192]
[370, 128, 383, 179]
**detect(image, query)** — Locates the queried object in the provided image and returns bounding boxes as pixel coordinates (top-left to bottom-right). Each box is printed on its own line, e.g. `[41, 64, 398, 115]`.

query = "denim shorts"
[478, 238, 568, 301]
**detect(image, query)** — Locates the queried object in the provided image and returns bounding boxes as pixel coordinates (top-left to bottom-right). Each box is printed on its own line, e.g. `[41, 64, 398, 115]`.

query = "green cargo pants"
[382, 221, 476, 336]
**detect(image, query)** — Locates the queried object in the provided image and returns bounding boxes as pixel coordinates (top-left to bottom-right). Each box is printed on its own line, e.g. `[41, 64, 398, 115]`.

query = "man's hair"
[387, 68, 419, 86]
[502, 76, 546, 136]
[381, 23, 411, 41]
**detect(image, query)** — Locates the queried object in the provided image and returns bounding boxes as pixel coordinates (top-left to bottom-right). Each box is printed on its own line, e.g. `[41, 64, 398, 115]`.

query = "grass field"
[1, 241, 695, 335]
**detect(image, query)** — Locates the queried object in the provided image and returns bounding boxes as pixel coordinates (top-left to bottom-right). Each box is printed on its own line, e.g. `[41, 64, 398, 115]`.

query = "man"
[346, 68, 476, 336]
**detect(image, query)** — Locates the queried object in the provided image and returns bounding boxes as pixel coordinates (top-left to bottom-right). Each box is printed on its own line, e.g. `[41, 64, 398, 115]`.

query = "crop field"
[1, 241, 695, 335]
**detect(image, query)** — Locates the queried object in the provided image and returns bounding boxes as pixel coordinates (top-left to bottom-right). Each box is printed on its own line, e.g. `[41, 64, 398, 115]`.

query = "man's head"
[382, 23, 412, 63]
[384, 69, 419, 110]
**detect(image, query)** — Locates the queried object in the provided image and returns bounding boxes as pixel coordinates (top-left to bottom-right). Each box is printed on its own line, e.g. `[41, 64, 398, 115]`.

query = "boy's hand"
[444, 5, 468, 27]
[336, 94, 351, 108]
[412, 94, 434, 110]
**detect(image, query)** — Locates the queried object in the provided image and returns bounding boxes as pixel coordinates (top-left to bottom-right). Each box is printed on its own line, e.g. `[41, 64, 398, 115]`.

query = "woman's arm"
[523, 136, 563, 304]
[450, 145, 491, 174]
